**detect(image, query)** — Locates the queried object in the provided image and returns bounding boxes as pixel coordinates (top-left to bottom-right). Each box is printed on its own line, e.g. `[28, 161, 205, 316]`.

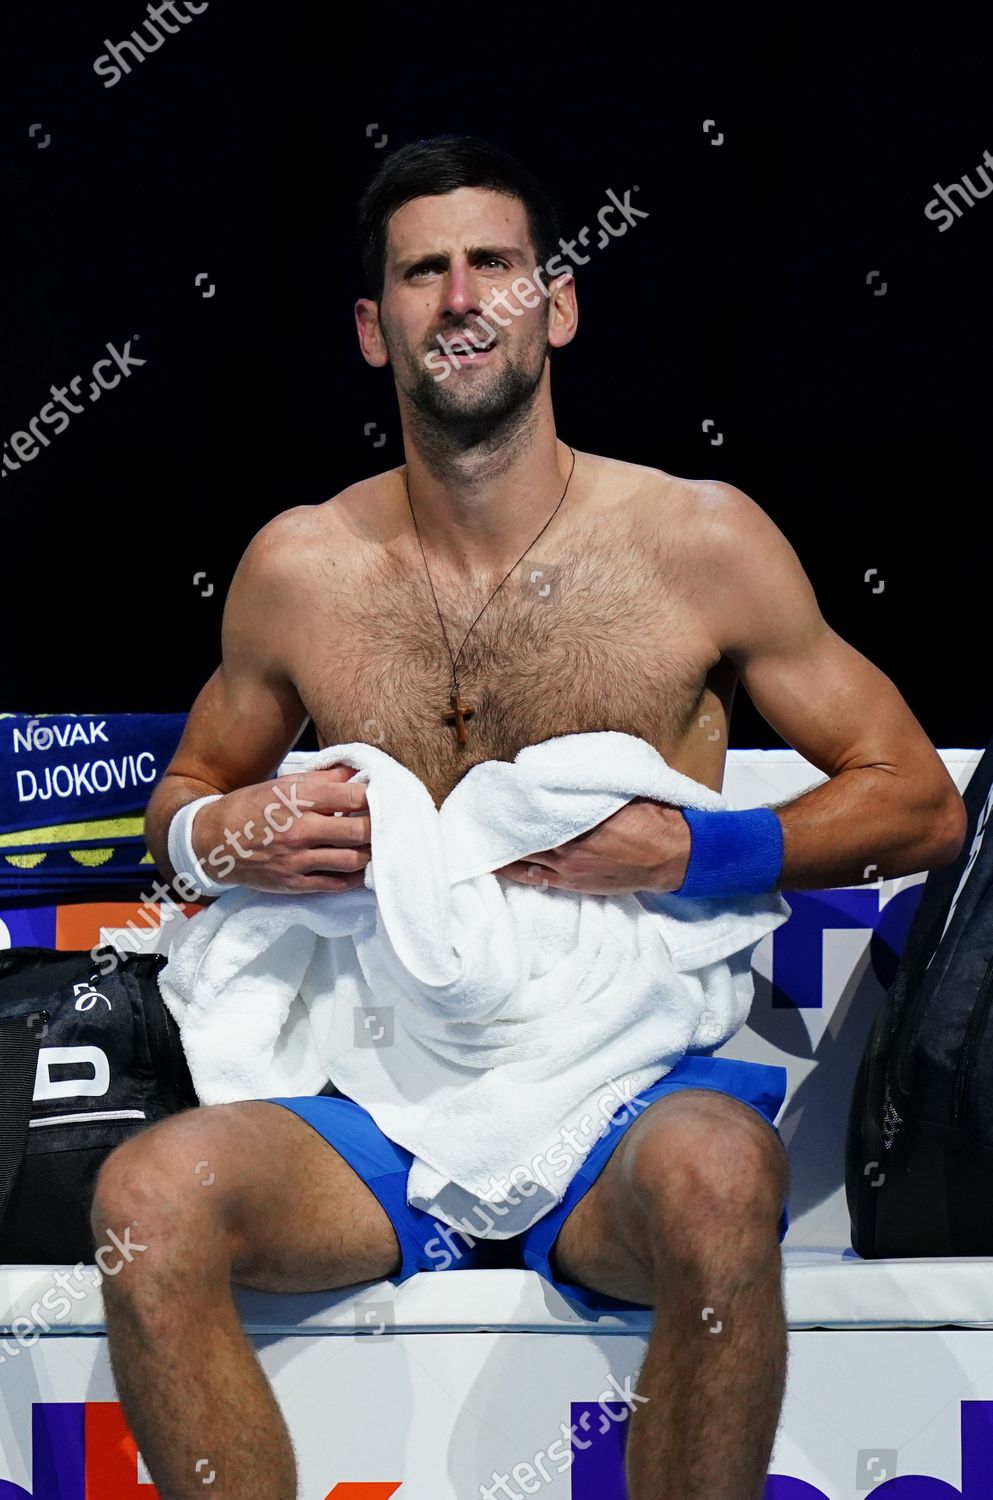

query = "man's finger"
[276, 766, 368, 814]
[297, 811, 371, 846]
[496, 861, 558, 886]
[298, 846, 370, 877]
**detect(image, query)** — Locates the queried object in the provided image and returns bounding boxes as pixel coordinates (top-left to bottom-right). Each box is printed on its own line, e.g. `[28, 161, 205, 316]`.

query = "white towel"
[158, 731, 792, 1238]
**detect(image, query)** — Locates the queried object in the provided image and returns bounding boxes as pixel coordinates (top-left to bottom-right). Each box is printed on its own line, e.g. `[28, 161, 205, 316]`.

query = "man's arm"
[696, 482, 967, 889]
[145, 515, 312, 885]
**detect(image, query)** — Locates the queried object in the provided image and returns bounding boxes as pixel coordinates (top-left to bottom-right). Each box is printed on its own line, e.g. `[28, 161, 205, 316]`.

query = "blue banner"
[0, 713, 187, 899]
[0, 713, 186, 835]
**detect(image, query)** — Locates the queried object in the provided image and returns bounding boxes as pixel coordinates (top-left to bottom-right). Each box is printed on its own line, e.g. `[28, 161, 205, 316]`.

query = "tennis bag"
[0, 945, 198, 1263]
[846, 738, 993, 1256]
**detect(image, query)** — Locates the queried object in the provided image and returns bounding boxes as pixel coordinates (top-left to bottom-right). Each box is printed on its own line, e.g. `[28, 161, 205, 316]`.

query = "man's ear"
[355, 299, 389, 368]
[547, 274, 578, 351]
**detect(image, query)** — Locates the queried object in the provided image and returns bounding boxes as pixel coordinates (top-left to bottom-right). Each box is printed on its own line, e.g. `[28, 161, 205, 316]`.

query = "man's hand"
[190, 764, 371, 895]
[494, 798, 692, 896]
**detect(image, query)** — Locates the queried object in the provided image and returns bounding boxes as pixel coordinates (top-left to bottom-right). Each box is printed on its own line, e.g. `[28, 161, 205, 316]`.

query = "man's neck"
[399, 433, 577, 576]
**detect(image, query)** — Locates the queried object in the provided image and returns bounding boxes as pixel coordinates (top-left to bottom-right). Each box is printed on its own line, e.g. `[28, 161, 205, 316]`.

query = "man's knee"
[619, 1091, 789, 1249]
[90, 1105, 237, 1277]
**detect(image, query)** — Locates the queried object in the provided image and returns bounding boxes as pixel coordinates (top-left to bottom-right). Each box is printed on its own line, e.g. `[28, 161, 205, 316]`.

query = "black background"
[2, 8, 990, 751]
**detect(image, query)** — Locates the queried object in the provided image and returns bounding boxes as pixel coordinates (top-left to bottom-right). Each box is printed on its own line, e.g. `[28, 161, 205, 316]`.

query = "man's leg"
[90, 1100, 402, 1500]
[548, 1087, 790, 1500]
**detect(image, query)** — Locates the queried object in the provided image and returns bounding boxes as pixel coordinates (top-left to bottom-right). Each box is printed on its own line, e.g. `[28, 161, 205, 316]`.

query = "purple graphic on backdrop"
[0, 1401, 85, 1498]
[772, 886, 922, 1008]
[571, 1397, 993, 1498]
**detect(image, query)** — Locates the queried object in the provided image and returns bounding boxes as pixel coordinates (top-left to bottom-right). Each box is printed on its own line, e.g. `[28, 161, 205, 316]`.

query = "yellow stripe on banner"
[0, 816, 145, 848]
[4, 846, 154, 869]
[69, 849, 116, 866]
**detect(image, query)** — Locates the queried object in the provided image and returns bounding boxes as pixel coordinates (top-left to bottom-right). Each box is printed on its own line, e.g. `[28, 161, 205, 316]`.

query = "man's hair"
[356, 134, 563, 304]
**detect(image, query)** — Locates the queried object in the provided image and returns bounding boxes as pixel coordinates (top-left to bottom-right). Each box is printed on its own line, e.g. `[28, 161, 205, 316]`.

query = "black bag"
[846, 740, 993, 1256]
[0, 945, 198, 1263]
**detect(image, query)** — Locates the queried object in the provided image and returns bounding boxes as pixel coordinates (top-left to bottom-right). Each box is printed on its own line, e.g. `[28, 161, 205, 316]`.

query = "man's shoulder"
[592, 456, 763, 542]
[251, 469, 401, 561]
[615, 463, 781, 553]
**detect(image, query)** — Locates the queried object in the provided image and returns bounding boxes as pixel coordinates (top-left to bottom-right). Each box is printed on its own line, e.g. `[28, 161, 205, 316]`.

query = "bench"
[0, 749, 985, 1497]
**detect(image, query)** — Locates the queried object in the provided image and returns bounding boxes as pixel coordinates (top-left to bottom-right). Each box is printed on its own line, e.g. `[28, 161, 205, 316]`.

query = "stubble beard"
[389, 319, 550, 464]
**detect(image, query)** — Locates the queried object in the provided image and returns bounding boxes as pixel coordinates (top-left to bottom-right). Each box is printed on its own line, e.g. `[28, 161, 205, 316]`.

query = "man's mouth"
[452, 349, 495, 367]
[438, 335, 497, 361]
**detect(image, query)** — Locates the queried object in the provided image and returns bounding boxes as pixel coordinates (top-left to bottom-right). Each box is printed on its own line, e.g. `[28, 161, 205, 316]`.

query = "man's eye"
[408, 258, 507, 277]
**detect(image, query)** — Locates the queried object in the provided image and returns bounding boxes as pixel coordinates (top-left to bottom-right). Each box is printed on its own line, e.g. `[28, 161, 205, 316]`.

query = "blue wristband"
[674, 807, 784, 899]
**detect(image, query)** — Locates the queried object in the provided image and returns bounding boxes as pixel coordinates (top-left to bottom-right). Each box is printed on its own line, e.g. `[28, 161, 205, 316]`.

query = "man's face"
[375, 187, 553, 438]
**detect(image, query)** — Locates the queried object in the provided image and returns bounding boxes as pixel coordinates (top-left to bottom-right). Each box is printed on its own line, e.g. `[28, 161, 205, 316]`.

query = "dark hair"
[356, 134, 563, 303]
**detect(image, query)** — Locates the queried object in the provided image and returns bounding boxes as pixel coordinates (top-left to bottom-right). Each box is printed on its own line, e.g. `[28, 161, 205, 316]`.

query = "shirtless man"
[93, 135, 967, 1498]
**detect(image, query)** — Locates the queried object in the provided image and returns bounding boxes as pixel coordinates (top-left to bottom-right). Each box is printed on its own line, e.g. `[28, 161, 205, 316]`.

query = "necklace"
[403, 446, 578, 748]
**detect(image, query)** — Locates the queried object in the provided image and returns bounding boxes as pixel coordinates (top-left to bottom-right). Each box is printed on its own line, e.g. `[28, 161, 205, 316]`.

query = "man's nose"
[440, 260, 484, 318]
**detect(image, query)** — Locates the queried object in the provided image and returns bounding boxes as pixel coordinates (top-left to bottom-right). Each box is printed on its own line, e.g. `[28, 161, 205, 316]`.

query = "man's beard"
[392, 328, 549, 451]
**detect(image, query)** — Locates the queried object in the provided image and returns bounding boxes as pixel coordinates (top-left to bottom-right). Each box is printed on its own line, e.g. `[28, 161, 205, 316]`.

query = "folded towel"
[158, 731, 792, 1237]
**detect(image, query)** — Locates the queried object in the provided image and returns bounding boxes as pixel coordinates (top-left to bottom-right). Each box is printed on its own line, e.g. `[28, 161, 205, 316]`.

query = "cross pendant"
[442, 686, 476, 747]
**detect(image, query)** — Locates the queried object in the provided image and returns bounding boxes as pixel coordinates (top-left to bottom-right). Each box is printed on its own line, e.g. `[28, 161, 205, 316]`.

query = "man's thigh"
[546, 1088, 790, 1305]
[92, 1099, 402, 1295]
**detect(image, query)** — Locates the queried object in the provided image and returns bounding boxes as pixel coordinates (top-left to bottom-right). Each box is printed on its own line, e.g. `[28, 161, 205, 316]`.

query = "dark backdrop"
[3, 8, 990, 751]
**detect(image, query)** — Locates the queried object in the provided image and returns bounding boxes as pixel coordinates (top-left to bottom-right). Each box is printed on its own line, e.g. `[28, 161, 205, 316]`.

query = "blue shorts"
[265, 1053, 789, 1316]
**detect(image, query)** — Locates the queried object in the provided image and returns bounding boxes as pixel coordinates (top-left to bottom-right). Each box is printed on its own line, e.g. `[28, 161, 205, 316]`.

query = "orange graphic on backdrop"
[56, 901, 203, 952]
[82, 1404, 402, 1497]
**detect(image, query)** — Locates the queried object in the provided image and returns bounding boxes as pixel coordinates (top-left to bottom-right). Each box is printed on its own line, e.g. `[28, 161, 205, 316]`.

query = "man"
[94, 134, 967, 1498]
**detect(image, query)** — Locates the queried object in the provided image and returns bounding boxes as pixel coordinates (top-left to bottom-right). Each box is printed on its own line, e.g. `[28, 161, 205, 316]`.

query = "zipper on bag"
[952, 950, 993, 1130]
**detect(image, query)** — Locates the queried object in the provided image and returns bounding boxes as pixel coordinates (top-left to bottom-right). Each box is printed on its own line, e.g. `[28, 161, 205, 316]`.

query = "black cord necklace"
[403, 446, 578, 747]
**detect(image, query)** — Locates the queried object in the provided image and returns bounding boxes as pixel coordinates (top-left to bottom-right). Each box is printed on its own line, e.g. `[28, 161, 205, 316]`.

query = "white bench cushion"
[3, 1251, 993, 1335]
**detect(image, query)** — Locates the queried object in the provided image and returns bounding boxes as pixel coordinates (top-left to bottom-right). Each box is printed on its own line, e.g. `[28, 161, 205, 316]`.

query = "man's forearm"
[770, 764, 967, 890]
[145, 774, 227, 886]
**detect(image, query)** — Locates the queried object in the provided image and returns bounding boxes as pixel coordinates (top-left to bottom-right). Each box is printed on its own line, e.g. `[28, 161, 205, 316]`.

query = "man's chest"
[291, 531, 724, 807]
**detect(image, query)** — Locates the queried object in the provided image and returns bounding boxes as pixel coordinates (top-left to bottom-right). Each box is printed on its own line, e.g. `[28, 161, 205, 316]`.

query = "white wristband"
[166, 794, 233, 898]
